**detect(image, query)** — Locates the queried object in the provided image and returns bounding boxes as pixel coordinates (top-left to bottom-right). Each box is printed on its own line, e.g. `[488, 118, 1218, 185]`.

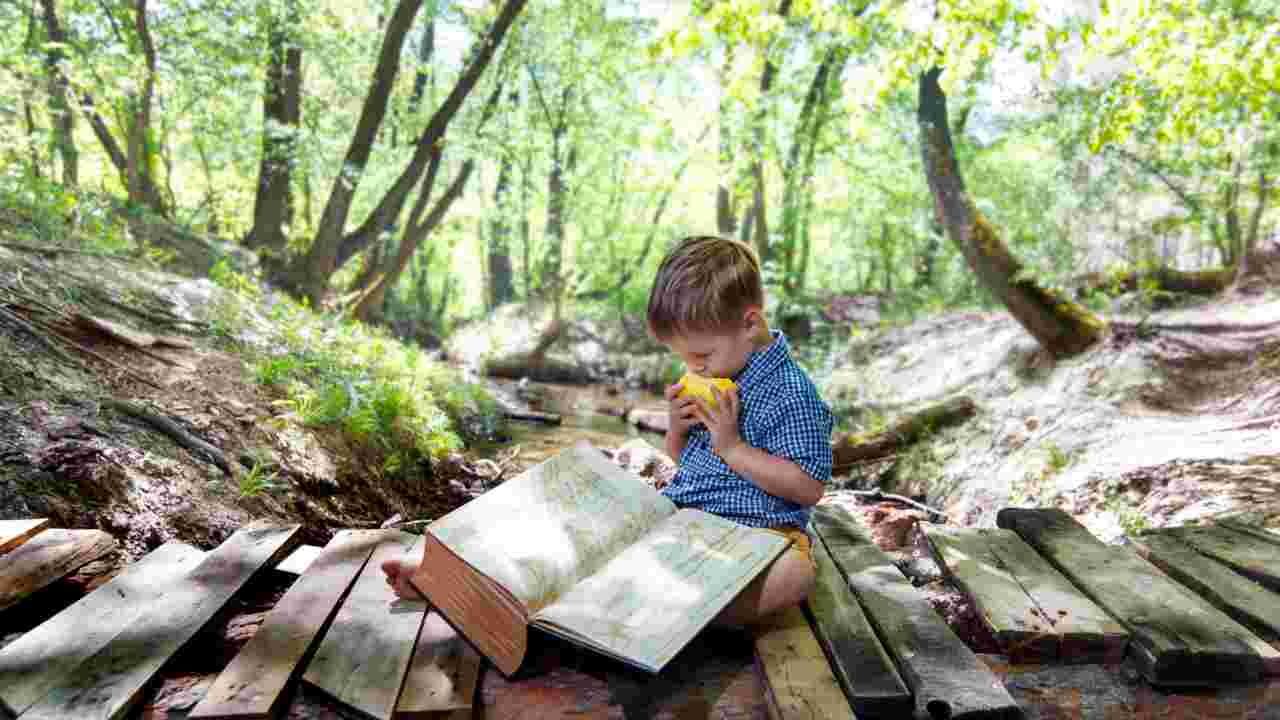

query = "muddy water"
[474, 379, 668, 470]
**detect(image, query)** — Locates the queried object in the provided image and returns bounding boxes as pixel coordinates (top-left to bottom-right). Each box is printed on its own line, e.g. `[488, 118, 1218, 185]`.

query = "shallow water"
[473, 378, 667, 471]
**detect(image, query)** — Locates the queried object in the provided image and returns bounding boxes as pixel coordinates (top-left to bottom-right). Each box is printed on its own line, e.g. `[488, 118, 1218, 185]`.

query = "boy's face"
[663, 308, 767, 380]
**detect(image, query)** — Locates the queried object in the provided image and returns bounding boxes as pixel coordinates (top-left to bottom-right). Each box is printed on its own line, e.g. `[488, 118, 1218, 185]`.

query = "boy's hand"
[664, 382, 700, 438]
[691, 384, 743, 456]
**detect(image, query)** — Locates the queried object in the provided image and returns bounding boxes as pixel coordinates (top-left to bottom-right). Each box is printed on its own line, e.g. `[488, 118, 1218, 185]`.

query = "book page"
[427, 441, 676, 614]
[530, 509, 792, 672]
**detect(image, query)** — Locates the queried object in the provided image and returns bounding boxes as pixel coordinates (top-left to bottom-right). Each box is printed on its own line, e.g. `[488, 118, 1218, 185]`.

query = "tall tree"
[291, 0, 527, 305]
[244, 0, 303, 261]
[289, 0, 424, 303]
[919, 68, 1104, 357]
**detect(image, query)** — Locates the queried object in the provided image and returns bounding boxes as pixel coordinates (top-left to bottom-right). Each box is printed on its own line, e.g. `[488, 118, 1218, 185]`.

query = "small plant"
[238, 461, 280, 499]
[1044, 442, 1072, 474]
[253, 355, 300, 386]
[209, 259, 261, 299]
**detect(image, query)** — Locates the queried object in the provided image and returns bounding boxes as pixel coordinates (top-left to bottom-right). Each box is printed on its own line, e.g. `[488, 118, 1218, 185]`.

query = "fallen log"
[833, 396, 976, 472]
[501, 409, 562, 425]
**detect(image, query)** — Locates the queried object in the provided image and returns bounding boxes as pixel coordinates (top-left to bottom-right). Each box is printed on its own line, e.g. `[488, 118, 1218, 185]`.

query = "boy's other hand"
[692, 385, 743, 456]
[665, 382, 700, 438]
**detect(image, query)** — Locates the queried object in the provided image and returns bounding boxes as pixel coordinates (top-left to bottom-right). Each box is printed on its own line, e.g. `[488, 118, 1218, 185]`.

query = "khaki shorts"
[763, 526, 816, 570]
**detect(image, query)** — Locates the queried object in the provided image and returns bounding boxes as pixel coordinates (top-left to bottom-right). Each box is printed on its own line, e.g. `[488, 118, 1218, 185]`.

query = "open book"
[409, 441, 792, 676]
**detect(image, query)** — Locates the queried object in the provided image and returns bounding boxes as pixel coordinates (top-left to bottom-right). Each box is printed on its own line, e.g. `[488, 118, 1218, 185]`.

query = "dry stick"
[827, 489, 950, 523]
[101, 399, 235, 477]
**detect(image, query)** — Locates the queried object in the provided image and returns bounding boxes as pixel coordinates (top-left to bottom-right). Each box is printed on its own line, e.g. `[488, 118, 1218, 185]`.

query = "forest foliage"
[2, 0, 1276, 343]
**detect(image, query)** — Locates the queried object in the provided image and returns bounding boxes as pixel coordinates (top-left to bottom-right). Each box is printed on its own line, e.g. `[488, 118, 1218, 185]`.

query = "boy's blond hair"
[647, 235, 768, 341]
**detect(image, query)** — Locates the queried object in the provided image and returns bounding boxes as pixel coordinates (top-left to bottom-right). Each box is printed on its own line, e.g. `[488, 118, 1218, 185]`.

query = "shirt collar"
[732, 330, 789, 388]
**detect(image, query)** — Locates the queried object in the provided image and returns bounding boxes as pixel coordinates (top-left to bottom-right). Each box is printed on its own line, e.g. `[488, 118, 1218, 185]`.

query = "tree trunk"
[328, 0, 525, 280]
[1237, 168, 1270, 285]
[127, 0, 165, 215]
[540, 91, 573, 297]
[35, 1, 77, 186]
[352, 75, 508, 322]
[352, 158, 475, 321]
[716, 44, 737, 237]
[290, 0, 424, 303]
[245, 5, 303, 259]
[781, 44, 846, 293]
[918, 68, 1104, 357]
[489, 149, 516, 308]
[740, 0, 792, 263]
[833, 397, 976, 471]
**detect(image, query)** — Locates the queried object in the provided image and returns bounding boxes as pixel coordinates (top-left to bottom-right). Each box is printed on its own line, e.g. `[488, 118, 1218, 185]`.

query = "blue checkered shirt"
[661, 330, 833, 529]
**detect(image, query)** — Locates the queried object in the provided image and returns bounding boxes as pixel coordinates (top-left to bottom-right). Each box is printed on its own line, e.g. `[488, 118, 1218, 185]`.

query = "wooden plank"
[813, 505, 1022, 720]
[754, 605, 858, 720]
[21, 522, 301, 720]
[394, 611, 483, 719]
[980, 527, 1127, 665]
[190, 530, 386, 720]
[924, 527, 1058, 662]
[1168, 524, 1280, 591]
[304, 532, 427, 720]
[1132, 531, 1280, 648]
[0, 542, 204, 717]
[274, 543, 324, 576]
[0, 528, 116, 611]
[0, 518, 50, 554]
[998, 508, 1274, 687]
[806, 531, 911, 719]
[1219, 519, 1280, 548]
[925, 527, 1127, 664]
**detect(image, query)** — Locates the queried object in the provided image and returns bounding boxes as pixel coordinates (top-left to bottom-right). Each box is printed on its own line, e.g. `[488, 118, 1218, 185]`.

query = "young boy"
[647, 234, 833, 626]
[383, 235, 832, 627]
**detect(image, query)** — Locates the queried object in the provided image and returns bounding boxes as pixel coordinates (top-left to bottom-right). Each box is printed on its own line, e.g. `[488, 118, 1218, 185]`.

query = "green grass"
[208, 266, 500, 476]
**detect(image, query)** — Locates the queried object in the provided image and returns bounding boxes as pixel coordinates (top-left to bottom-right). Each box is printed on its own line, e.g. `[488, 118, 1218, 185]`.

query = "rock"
[626, 407, 669, 435]
[275, 426, 337, 492]
[612, 438, 676, 489]
[860, 504, 928, 551]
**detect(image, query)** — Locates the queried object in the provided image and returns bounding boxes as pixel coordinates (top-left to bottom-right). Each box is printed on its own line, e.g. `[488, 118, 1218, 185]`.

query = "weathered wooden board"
[806, 531, 911, 718]
[0, 528, 116, 611]
[813, 505, 1022, 720]
[395, 611, 483, 719]
[998, 508, 1276, 686]
[304, 532, 427, 720]
[925, 527, 1127, 664]
[0, 542, 204, 717]
[274, 543, 324, 576]
[1219, 519, 1280, 548]
[1168, 524, 1280, 592]
[21, 522, 301, 720]
[190, 530, 386, 720]
[0, 518, 50, 554]
[754, 605, 857, 720]
[1132, 531, 1280, 648]
[925, 527, 1057, 662]
[981, 526, 1128, 665]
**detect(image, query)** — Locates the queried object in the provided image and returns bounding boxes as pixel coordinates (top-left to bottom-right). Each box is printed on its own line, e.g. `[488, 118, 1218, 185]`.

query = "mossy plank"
[1168, 524, 1280, 592]
[191, 530, 385, 720]
[807, 533, 912, 718]
[304, 532, 426, 720]
[814, 505, 1022, 720]
[998, 508, 1271, 687]
[1132, 531, 1280, 657]
[0, 542, 204, 717]
[22, 522, 301, 720]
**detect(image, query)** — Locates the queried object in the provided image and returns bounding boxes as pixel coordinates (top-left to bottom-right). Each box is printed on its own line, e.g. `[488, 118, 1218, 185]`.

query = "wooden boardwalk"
[3, 506, 1280, 720]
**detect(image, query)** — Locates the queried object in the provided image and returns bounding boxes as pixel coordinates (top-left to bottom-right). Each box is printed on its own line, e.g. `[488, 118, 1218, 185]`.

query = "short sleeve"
[759, 393, 834, 483]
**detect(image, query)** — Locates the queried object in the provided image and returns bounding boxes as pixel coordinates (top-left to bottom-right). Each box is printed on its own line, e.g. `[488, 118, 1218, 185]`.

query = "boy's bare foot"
[382, 555, 429, 602]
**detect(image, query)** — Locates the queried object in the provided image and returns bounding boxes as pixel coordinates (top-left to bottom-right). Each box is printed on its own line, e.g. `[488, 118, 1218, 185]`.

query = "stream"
[473, 377, 668, 471]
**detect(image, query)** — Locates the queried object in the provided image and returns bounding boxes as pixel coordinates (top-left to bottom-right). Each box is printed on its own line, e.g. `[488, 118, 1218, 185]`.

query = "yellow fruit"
[677, 373, 737, 408]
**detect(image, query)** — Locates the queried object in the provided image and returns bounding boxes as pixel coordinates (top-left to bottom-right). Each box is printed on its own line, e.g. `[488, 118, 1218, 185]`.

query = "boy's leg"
[711, 546, 816, 628]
